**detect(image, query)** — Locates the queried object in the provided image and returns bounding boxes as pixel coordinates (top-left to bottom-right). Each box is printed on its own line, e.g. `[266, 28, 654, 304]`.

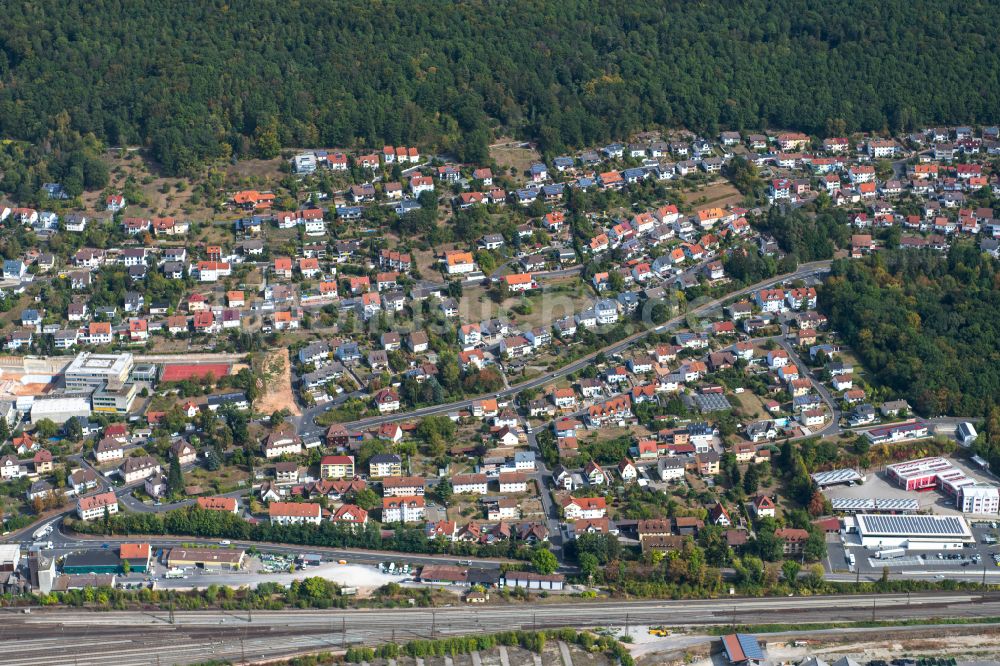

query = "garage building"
[503, 571, 565, 590]
[811, 468, 863, 488]
[62, 550, 122, 575]
[830, 497, 919, 514]
[849, 513, 974, 551]
[166, 547, 245, 571]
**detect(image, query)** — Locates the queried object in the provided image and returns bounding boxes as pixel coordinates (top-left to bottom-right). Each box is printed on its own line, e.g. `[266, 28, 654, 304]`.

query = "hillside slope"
[1, 1, 998, 173]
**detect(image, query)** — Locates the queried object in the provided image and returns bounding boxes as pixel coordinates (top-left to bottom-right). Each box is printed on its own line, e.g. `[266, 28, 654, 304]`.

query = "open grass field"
[474, 275, 593, 331]
[489, 139, 540, 185]
[681, 179, 744, 212]
[411, 247, 447, 282]
[733, 390, 769, 420]
[185, 465, 250, 495]
[223, 156, 286, 184]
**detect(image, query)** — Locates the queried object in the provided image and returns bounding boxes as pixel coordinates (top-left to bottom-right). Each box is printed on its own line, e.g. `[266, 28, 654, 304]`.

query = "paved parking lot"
[822, 456, 999, 518]
[827, 523, 1000, 578]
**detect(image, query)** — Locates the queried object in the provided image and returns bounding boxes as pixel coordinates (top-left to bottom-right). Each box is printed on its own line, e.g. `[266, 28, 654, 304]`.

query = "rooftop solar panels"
[832, 497, 875, 511]
[856, 513, 971, 538]
[886, 456, 953, 479]
[831, 497, 920, 512]
[737, 634, 765, 661]
[811, 468, 863, 486]
[722, 633, 764, 664]
[873, 498, 920, 512]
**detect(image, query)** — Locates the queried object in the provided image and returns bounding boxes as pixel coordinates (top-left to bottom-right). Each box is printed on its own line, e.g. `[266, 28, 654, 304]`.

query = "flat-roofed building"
[92, 382, 138, 414]
[830, 497, 919, 514]
[62, 549, 122, 574]
[503, 571, 565, 590]
[886, 456, 976, 496]
[0, 544, 20, 572]
[30, 394, 91, 425]
[166, 547, 245, 571]
[810, 468, 864, 488]
[849, 513, 974, 550]
[65, 352, 134, 391]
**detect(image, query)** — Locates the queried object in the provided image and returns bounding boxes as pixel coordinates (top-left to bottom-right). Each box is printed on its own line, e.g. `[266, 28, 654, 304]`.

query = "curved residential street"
[296, 260, 834, 434]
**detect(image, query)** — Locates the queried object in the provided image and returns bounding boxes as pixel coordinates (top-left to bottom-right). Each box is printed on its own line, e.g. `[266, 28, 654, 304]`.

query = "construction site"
[0, 355, 71, 401]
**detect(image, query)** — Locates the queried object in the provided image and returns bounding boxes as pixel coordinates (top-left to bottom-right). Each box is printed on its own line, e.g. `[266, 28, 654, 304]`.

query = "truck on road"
[32, 523, 53, 540]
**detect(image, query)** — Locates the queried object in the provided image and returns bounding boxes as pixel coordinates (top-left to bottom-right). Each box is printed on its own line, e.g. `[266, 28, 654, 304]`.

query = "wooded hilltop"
[0, 1, 999, 173]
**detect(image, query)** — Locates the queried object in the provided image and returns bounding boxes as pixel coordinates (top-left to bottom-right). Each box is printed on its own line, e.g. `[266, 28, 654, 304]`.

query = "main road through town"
[295, 260, 834, 435]
[1, 592, 997, 666]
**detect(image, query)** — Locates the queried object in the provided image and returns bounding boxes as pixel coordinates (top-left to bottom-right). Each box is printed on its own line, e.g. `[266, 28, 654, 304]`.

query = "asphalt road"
[519, 417, 564, 547]
[1, 592, 993, 666]
[298, 260, 834, 433]
[42, 522, 511, 570]
[773, 335, 843, 437]
[117, 487, 247, 515]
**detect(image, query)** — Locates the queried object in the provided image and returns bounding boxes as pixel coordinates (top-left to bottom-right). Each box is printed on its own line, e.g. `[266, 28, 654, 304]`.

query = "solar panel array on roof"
[811, 468, 863, 485]
[887, 456, 951, 476]
[831, 497, 920, 512]
[736, 634, 765, 660]
[874, 498, 920, 511]
[858, 514, 967, 536]
[832, 497, 875, 510]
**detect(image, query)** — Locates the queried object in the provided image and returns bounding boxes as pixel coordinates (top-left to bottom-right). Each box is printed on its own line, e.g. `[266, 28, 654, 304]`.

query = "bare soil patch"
[254, 348, 300, 416]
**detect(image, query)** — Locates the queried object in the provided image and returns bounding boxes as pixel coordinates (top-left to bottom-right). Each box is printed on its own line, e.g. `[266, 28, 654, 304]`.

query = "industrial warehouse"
[848, 514, 975, 551]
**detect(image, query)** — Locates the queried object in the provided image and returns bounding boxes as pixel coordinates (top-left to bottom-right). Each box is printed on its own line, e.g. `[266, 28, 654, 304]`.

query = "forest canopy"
[820, 247, 1000, 418]
[1, 1, 1000, 173]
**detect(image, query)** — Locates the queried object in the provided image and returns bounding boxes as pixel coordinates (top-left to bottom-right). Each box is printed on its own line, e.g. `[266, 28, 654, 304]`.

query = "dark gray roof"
[63, 549, 121, 569]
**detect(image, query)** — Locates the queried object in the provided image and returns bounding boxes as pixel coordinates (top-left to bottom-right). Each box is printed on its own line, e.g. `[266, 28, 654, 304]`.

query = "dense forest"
[820, 247, 1000, 420]
[1, 1, 1000, 173]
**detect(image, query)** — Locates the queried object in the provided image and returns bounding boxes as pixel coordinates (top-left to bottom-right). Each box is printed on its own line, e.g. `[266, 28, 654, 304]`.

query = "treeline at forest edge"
[1, 1, 1000, 174]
